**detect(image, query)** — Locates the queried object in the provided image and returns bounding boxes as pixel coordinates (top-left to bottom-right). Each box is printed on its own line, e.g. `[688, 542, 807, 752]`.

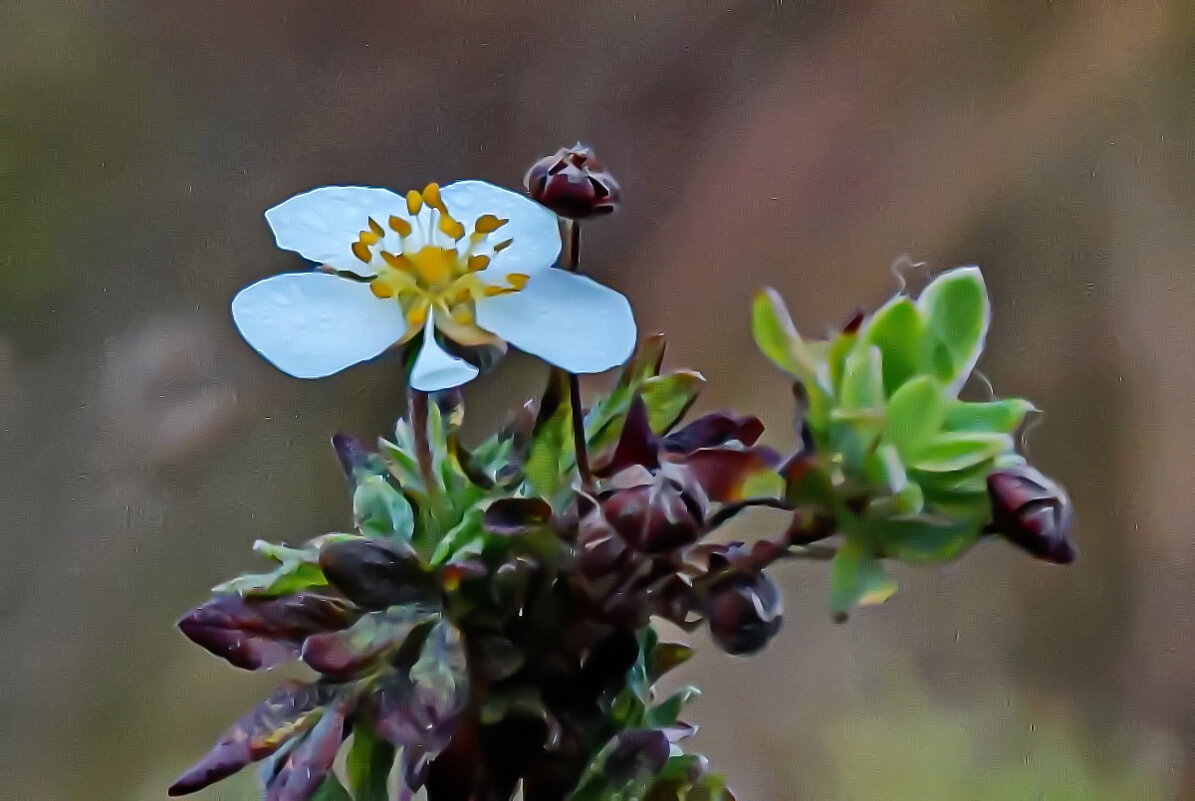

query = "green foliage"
[754, 267, 1032, 617]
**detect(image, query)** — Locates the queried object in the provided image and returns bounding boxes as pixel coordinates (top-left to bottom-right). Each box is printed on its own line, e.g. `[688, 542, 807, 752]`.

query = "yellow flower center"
[348, 183, 527, 346]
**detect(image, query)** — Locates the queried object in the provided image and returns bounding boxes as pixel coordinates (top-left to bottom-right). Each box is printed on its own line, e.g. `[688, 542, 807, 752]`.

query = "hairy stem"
[409, 390, 438, 495]
[557, 216, 593, 491]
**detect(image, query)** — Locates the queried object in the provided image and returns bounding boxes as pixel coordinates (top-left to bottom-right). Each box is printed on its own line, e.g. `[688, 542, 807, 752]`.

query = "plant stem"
[409, 390, 437, 495]
[557, 217, 593, 491]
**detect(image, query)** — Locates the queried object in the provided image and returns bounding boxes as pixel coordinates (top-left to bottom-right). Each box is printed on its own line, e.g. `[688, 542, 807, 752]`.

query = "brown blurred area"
[3, 1, 1193, 798]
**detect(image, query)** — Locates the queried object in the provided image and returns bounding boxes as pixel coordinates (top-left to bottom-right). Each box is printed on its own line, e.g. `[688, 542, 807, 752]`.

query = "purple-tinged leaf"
[331, 433, 385, 483]
[683, 447, 780, 503]
[301, 605, 438, 679]
[663, 413, 765, 453]
[178, 593, 359, 671]
[597, 395, 660, 476]
[368, 620, 468, 761]
[169, 682, 336, 796]
[265, 698, 353, 801]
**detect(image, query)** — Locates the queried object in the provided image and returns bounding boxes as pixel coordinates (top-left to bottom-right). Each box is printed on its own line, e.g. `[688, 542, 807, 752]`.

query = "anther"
[388, 215, 412, 237]
[493, 238, 514, 253]
[369, 281, 395, 299]
[506, 273, 530, 290]
[351, 241, 373, 263]
[368, 218, 385, 238]
[466, 255, 491, 273]
[423, 183, 446, 212]
[406, 190, 423, 215]
[381, 251, 412, 271]
[473, 214, 508, 234]
[438, 215, 466, 241]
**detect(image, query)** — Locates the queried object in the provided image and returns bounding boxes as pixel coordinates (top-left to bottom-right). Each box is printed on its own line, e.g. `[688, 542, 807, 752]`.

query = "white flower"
[231, 181, 637, 391]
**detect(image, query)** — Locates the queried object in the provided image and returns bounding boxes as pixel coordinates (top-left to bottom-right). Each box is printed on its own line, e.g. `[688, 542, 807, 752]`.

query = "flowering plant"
[170, 146, 1074, 801]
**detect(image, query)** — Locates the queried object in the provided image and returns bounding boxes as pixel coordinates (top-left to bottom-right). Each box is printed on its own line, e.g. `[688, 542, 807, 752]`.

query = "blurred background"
[2, 1, 1193, 798]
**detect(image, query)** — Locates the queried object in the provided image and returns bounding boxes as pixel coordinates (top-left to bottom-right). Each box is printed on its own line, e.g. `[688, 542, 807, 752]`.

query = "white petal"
[441, 180, 560, 276]
[475, 269, 636, 374]
[409, 317, 480, 391]
[231, 272, 407, 378]
[265, 186, 406, 275]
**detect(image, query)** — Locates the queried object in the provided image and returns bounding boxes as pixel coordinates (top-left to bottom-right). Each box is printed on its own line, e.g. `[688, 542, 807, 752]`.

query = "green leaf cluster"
[754, 268, 1037, 617]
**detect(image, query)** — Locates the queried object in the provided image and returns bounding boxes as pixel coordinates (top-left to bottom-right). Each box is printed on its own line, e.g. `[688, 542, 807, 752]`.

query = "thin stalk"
[557, 216, 593, 491]
[409, 390, 438, 495]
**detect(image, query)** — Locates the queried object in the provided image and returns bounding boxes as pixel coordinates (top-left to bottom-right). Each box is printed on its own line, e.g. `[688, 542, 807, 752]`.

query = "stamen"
[473, 214, 507, 234]
[506, 273, 530, 290]
[359, 230, 381, 246]
[493, 238, 514, 253]
[368, 217, 385, 238]
[467, 255, 490, 272]
[388, 215, 412, 237]
[423, 183, 446, 212]
[406, 190, 423, 215]
[382, 251, 412, 271]
[351, 241, 373, 263]
[370, 281, 395, 299]
[438, 214, 466, 241]
[407, 303, 429, 328]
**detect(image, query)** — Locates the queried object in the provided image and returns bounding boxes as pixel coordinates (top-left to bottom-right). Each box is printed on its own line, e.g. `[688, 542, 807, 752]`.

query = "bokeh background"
[3, 1, 1193, 798]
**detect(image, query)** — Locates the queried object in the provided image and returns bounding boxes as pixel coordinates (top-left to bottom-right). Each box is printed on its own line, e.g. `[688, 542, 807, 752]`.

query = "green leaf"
[647, 685, 700, 728]
[584, 336, 667, 452]
[886, 375, 947, 460]
[871, 515, 984, 564]
[211, 538, 343, 597]
[944, 397, 1036, 433]
[649, 641, 696, 683]
[830, 540, 897, 619]
[353, 475, 415, 541]
[838, 345, 885, 412]
[346, 728, 394, 801]
[752, 287, 814, 380]
[430, 507, 484, 566]
[525, 370, 573, 498]
[640, 370, 705, 433]
[917, 266, 990, 393]
[310, 775, 354, 801]
[912, 431, 1012, 472]
[861, 296, 925, 394]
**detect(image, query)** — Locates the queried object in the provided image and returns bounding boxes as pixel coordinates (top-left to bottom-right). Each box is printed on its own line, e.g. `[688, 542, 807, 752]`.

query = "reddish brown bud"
[705, 569, 783, 656]
[987, 465, 1076, 565]
[601, 481, 703, 554]
[524, 144, 620, 219]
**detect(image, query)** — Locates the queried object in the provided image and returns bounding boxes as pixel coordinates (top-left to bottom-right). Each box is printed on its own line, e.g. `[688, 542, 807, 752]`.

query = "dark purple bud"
[602, 482, 703, 554]
[705, 569, 783, 656]
[484, 497, 554, 536]
[319, 538, 435, 610]
[603, 729, 671, 784]
[524, 144, 621, 219]
[177, 593, 359, 671]
[577, 512, 631, 578]
[987, 465, 1076, 564]
[169, 682, 336, 796]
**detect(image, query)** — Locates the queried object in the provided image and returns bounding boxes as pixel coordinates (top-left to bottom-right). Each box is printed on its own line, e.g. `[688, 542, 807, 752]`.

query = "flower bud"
[987, 465, 1076, 565]
[705, 569, 783, 656]
[601, 481, 703, 554]
[524, 144, 620, 219]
